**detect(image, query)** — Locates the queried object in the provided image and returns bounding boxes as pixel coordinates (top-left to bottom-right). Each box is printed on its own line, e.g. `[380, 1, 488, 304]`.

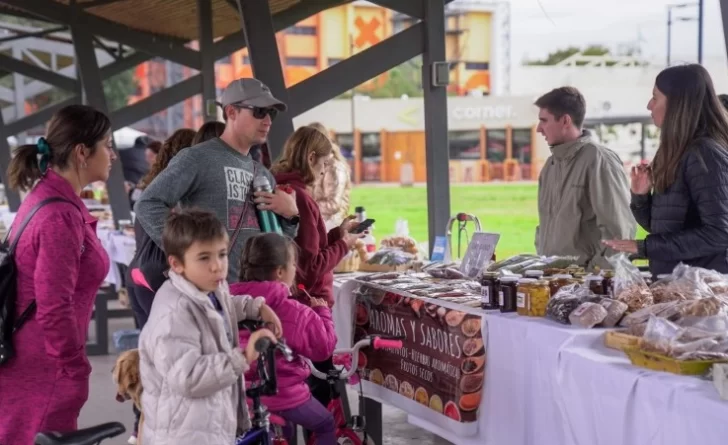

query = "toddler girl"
[230, 233, 337, 445]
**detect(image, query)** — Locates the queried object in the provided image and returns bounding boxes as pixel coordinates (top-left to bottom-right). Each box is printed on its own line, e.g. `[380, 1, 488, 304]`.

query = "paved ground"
[81, 317, 451, 445]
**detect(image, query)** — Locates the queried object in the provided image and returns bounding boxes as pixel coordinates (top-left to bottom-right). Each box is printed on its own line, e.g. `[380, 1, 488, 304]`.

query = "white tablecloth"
[333, 278, 728, 445]
[97, 228, 136, 289]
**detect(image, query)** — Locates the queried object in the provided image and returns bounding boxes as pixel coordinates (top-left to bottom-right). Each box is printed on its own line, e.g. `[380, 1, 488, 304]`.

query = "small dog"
[113, 349, 144, 444]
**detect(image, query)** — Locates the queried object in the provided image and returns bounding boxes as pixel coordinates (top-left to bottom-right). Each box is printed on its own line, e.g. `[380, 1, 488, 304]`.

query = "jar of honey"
[480, 272, 500, 310]
[549, 274, 573, 297]
[526, 280, 551, 317]
[524, 270, 544, 280]
[499, 276, 520, 313]
[516, 278, 536, 315]
[585, 275, 605, 295]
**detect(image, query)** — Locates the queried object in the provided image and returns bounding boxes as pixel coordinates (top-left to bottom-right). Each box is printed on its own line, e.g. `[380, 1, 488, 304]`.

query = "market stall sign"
[460, 232, 500, 278]
[353, 284, 485, 424]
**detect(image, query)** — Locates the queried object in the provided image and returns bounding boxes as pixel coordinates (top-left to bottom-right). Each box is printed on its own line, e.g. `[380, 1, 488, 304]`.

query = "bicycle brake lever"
[275, 340, 294, 362]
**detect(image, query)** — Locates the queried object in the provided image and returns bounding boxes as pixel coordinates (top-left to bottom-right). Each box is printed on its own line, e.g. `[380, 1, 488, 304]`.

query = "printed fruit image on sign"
[354, 284, 485, 424]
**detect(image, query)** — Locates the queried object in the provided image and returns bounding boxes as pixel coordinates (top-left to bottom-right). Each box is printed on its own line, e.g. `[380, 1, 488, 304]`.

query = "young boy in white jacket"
[139, 208, 281, 445]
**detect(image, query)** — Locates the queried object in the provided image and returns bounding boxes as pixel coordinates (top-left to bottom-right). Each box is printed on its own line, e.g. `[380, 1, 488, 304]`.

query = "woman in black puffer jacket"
[604, 64, 728, 276]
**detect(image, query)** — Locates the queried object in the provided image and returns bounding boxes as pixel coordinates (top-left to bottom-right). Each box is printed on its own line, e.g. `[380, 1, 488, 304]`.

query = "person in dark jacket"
[270, 126, 363, 410]
[604, 64, 728, 276]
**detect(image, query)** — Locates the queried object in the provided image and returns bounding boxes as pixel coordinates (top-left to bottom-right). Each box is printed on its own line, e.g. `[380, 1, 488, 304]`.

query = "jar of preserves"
[480, 272, 500, 310]
[516, 278, 536, 316]
[526, 280, 551, 317]
[586, 275, 605, 295]
[549, 274, 573, 297]
[499, 276, 520, 313]
[524, 270, 544, 280]
[602, 270, 615, 297]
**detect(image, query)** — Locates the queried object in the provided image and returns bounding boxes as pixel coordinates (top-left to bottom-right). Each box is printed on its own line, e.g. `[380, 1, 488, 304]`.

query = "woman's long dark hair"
[7, 105, 110, 191]
[192, 121, 225, 145]
[137, 128, 195, 190]
[652, 64, 728, 192]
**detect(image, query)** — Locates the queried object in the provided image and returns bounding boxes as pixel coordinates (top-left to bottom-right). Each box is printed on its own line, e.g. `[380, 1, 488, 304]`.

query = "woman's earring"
[82, 161, 88, 169]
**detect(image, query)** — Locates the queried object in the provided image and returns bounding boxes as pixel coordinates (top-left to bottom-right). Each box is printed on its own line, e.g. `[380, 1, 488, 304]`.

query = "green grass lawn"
[350, 183, 646, 259]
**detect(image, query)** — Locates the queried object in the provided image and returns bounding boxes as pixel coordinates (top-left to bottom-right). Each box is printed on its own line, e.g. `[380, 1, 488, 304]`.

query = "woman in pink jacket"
[230, 233, 337, 445]
[0, 105, 115, 444]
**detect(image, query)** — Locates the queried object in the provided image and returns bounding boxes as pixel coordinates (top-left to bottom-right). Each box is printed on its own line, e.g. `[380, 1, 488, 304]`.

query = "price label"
[516, 292, 526, 308]
[481, 286, 490, 304]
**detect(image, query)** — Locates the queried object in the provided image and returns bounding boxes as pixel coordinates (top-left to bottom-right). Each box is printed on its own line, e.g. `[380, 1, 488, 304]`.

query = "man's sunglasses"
[235, 104, 278, 121]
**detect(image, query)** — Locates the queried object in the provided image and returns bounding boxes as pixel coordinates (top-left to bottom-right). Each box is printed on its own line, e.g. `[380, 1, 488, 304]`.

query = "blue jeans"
[278, 396, 336, 445]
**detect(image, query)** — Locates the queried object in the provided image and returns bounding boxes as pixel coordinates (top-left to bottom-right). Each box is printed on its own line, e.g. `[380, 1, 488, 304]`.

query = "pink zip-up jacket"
[0, 170, 110, 445]
[230, 281, 337, 412]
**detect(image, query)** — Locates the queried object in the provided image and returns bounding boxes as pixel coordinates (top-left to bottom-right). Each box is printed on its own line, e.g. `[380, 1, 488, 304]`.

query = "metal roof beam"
[112, 75, 203, 129]
[213, 0, 347, 60]
[2, 0, 200, 68]
[288, 22, 425, 116]
[0, 52, 77, 90]
[367, 0, 457, 20]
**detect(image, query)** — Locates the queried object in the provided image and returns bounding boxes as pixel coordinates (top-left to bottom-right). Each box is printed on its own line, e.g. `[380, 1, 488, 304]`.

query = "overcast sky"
[509, 0, 726, 64]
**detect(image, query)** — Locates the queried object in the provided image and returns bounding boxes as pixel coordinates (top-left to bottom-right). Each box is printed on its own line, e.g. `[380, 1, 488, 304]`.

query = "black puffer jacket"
[633, 138, 728, 276]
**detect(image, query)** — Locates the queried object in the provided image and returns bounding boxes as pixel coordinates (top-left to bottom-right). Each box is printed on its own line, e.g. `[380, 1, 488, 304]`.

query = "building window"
[512, 129, 532, 164]
[335, 133, 355, 160]
[242, 55, 251, 65]
[360, 133, 381, 161]
[464, 61, 489, 70]
[449, 131, 481, 160]
[486, 129, 506, 162]
[286, 25, 317, 36]
[287, 57, 317, 67]
[328, 58, 344, 66]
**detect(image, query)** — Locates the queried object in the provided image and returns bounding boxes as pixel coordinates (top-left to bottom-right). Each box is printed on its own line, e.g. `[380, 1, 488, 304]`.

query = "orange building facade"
[127, 2, 499, 137]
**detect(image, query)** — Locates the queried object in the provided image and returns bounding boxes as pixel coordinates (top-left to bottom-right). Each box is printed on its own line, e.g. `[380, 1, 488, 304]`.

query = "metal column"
[421, 0, 451, 253]
[197, 0, 217, 122]
[0, 110, 22, 210]
[72, 27, 132, 225]
[238, 0, 294, 160]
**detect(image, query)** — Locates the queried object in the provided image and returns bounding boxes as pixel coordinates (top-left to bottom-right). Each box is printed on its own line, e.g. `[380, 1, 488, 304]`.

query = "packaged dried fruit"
[568, 302, 608, 329]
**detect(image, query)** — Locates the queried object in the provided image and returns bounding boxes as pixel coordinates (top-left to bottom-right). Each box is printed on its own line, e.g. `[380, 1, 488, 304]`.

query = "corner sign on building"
[397, 106, 420, 126]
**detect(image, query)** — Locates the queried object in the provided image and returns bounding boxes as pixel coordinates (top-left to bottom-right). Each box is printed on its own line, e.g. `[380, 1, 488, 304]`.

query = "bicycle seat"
[35, 422, 126, 445]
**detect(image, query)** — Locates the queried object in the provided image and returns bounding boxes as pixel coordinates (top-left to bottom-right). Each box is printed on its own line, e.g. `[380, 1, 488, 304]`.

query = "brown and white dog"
[113, 349, 143, 444]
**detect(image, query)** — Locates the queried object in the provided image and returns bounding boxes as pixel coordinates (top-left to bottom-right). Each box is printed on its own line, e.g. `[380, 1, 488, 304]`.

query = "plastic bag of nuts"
[607, 253, 654, 312]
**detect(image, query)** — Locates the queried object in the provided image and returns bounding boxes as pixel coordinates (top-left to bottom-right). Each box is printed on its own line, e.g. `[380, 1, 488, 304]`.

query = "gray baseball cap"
[219, 78, 287, 111]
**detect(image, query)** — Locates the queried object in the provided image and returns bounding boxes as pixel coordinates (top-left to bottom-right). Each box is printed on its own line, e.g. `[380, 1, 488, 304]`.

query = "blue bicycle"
[34, 321, 293, 445]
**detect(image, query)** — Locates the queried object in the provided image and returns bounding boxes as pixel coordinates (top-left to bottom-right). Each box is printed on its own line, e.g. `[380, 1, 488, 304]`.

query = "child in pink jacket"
[230, 233, 337, 445]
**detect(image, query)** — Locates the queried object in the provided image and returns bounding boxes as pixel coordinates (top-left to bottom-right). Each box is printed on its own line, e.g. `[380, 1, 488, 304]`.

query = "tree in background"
[525, 44, 611, 65]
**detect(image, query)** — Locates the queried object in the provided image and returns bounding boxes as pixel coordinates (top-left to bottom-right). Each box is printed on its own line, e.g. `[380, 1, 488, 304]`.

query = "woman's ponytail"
[7, 144, 44, 192]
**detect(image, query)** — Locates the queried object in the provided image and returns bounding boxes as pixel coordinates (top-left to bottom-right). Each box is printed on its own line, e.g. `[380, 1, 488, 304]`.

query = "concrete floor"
[80, 317, 452, 445]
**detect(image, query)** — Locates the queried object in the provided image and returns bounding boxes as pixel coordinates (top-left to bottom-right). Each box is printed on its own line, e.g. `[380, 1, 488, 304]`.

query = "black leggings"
[307, 356, 337, 408]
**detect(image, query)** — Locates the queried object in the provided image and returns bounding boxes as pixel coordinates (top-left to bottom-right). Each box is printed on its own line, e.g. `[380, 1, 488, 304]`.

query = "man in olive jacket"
[534, 87, 636, 270]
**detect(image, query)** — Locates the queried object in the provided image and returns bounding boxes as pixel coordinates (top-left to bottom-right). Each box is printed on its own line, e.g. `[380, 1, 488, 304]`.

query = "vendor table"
[333, 277, 728, 445]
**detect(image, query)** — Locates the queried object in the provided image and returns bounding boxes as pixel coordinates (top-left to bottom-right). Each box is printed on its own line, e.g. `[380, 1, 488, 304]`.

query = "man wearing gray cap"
[135, 78, 299, 282]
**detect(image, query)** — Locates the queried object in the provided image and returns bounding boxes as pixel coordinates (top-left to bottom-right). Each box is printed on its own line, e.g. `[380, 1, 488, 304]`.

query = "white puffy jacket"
[139, 271, 264, 445]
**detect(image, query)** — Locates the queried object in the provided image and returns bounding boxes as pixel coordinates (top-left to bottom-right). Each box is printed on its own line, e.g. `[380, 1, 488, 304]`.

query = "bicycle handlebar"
[303, 335, 404, 381]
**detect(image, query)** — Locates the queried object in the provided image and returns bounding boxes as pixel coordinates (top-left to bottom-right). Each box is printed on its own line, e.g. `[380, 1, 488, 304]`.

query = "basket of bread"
[334, 240, 368, 273]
